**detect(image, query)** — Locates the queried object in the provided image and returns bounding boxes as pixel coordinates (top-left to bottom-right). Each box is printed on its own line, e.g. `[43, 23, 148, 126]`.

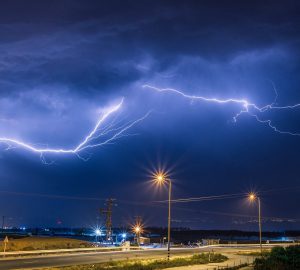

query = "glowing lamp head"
[95, 229, 101, 236]
[122, 233, 127, 238]
[157, 173, 164, 182]
[131, 221, 144, 235]
[154, 171, 167, 185]
[249, 193, 256, 201]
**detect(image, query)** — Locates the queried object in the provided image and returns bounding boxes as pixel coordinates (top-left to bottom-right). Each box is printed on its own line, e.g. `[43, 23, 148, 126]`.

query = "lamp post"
[154, 172, 172, 260]
[134, 226, 141, 246]
[249, 193, 262, 255]
[95, 228, 101, 243]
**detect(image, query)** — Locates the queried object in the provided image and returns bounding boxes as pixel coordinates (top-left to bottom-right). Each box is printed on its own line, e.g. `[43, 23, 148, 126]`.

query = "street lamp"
[134, 225, 141, 246]
[117, 232, 127, 244]
[249, 193, 262, 255]
[154, 171, 172, 260]
[94, 228, 102, 243]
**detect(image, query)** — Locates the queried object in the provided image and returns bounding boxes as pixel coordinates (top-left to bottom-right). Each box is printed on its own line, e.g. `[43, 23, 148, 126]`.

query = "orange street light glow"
[156, 173, 165, 182]
[131, 222, 143, 234]
[153, 171, 168, 186]
[249, 193, 256, 201]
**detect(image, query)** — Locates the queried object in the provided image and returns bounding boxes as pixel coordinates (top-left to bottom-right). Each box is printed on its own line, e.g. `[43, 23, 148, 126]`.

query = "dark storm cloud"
[1, 0, 299, 99]
[0, 0, 300, 228]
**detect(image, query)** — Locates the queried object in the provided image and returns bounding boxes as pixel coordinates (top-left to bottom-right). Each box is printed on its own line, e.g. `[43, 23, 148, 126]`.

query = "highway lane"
[0, 245, 273, 270]
[0, 248, 203, 270]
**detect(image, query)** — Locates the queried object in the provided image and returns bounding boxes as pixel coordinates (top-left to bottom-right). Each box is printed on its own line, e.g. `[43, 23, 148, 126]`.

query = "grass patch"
[237, 250, 270, 257]
[45, 253, 227, 270]
[0, 236, 94, 251]
[226, 264, 252, 270]
[254, 245, 300, 269]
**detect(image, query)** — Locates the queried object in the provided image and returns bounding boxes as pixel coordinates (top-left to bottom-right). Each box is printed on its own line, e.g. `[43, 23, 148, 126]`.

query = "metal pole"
[258, 197, 262, 255]
[1, 216, 4, 233]
[167, 179, 172, 260]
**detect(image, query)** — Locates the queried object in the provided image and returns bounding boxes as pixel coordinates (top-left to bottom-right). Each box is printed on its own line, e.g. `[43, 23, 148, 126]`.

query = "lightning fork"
[0, 97, 151, 159]
[143, 84, 300, 136]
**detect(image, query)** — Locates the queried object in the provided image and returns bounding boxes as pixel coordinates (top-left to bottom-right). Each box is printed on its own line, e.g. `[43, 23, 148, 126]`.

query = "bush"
[254, 245, 300, 270]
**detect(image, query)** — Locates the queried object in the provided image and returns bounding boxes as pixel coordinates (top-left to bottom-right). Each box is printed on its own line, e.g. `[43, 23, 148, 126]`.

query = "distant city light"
[95, 229, 101, 236]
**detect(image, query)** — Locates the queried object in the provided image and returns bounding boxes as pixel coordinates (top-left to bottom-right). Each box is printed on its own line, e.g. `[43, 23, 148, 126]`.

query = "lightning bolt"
[0, 97, 150, 162]
[143, 84, 300, 136]
[1, 83, 299, 162]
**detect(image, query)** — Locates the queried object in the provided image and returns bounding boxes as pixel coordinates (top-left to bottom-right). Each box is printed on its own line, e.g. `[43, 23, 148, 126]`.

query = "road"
[0, 245, 276, 270]
[2, 248, 199, 270]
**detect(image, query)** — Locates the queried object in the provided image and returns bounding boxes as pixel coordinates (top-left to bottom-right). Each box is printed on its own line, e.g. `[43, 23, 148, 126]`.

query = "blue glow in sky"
[0, 0, 300, 230]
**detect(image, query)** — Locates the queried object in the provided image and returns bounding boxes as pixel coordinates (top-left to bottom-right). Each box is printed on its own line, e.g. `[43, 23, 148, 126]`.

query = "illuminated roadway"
[0, 244, 282, 270]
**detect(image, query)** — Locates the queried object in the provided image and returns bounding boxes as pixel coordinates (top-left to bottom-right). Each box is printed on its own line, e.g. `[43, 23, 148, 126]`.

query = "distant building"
[139, 237, 150, 245]
[202, 239, 220, 245]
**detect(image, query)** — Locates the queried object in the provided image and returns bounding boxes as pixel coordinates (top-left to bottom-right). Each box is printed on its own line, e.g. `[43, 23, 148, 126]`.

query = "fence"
[202, 256, 255, 270]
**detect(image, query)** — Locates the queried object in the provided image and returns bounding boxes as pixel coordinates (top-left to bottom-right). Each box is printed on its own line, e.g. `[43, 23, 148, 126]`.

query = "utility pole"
[135, 216, 142, 224]
[153, 173, 172, 260]
[134, 216, 142, 246]
[100, 198, 116, 242]
[167, 179, 172, 260]
[258, 197, 262, 255]
[1, 216, 5, 233]
[3, 235, 8, 257]
[249, 193, 262, 256]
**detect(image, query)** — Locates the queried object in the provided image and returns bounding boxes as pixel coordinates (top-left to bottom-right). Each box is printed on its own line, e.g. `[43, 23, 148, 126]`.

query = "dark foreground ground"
[0, 245, 274, 270]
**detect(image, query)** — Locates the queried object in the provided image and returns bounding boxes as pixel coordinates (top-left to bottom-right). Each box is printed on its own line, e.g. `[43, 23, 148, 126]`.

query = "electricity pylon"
[100, 198, 116, 242]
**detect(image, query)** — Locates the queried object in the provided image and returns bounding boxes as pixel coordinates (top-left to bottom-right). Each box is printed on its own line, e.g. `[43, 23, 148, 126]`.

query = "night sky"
[0, 0, 300, 231]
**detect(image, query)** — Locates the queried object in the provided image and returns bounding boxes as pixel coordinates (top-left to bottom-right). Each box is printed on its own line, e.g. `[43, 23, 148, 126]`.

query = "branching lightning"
[0, 97, 150, 162]
[143, 84, 300, 136]
[1, 83, 299, 162]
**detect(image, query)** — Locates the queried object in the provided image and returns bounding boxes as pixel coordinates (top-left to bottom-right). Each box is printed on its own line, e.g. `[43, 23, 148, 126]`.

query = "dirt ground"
[0, 236, 94, 251]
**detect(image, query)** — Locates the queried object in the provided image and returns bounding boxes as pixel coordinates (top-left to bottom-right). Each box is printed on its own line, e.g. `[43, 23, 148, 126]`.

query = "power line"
[0, 184, 299, 205]
[152, 186, 300, 204]
[153, 192, 247, 204]
[0, 190, 106, 201]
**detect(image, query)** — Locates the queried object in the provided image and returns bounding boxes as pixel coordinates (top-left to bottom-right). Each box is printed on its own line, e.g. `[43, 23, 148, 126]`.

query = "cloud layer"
[0, 0, 300, 228]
